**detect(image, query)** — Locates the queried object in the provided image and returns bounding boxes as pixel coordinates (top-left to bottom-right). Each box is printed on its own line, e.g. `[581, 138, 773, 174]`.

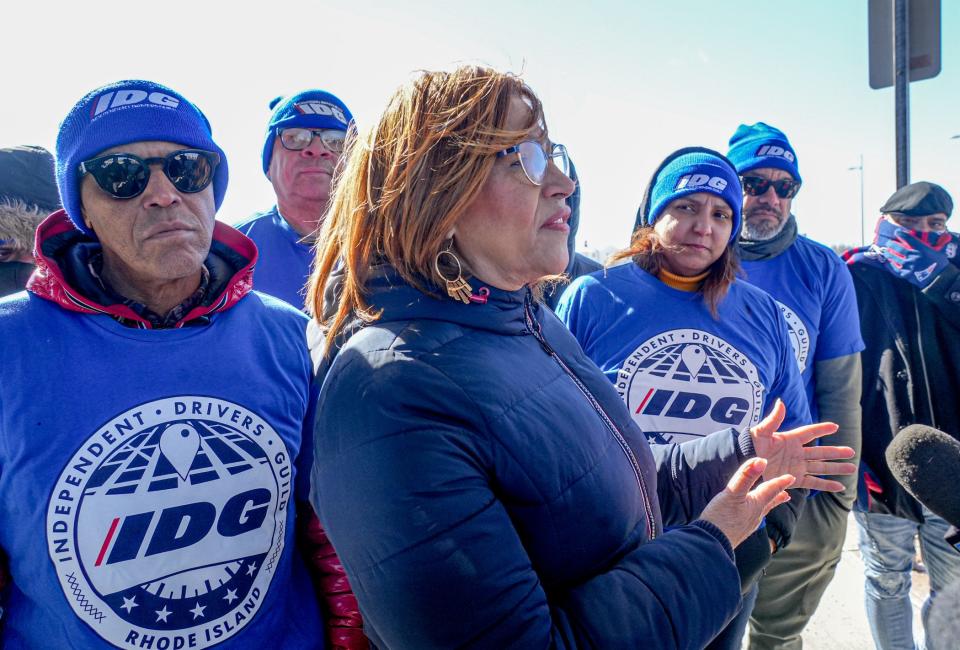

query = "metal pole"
[895, 0, 910, 188]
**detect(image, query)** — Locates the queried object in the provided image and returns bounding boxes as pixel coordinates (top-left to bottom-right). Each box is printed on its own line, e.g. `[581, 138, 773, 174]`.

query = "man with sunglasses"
[844, 182, 960, 650]
[236, 90, 352, 309]
[727, 123, 865, 650]
[0, 80, 363, 648]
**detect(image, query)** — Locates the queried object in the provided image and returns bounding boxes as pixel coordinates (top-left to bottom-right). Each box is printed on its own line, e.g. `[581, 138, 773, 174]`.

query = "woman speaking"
[307, 68, 853, 649]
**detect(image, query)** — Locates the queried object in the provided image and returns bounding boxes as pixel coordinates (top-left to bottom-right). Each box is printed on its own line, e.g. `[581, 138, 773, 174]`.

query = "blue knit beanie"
[726, 122, 801, 183]
[261, 90, 353, 176]
[640, 148, 742, 243]
[56, 80, 228, 235]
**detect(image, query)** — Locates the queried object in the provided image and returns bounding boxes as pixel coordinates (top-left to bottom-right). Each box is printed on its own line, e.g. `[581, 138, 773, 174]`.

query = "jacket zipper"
[523, 299, 657, 540]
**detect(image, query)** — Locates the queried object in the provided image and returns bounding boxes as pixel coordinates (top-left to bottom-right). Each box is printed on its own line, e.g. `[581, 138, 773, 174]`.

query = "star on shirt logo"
[155, 606, 172, 623]
[223, 588, 238, 604]
[190, 602, 207, 620]
[245, 562, 258, 576]
[120, 596, 138, 613]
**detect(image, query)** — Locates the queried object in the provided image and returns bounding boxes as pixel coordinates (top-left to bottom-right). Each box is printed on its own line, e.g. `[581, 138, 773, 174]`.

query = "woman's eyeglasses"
[278, 127, 347, 154]
[496, 141, 570, 186]
[741, 175, 802, 200]
[78, 149, 220, 200]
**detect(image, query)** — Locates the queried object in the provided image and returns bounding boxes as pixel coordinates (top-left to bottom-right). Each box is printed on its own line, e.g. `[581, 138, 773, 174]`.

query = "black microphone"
[885, 424, 960, 532]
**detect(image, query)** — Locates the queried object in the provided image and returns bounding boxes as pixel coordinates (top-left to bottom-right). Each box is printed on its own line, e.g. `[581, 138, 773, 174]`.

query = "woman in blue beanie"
[556, 147, 814, 650]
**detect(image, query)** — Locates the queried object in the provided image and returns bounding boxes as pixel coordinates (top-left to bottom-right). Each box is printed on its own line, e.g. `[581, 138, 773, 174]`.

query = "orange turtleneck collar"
[658, 267, 709, 292]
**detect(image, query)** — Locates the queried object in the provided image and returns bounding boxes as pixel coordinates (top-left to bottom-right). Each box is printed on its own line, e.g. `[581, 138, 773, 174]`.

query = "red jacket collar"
[27, 210, 258, 329]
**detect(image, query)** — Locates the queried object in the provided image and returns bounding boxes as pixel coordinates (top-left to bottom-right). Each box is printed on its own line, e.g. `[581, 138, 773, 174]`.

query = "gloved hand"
[878, 226, 953, 289]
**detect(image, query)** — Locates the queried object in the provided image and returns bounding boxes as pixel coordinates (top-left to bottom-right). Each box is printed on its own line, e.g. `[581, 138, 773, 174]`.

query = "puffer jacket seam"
[351, 493, 501, 573]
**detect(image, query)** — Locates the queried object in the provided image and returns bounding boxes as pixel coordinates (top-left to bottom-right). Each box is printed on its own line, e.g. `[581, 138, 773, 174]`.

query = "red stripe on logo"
[635, 387, 654, 415]
[95, 517, 120, 567]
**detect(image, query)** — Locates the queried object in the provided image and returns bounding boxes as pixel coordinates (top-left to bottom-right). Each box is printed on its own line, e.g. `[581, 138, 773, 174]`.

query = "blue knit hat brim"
[261, 90, 353, 176]
[726, 122, 801, 183]
[56, 81, 228, 235]
[643, 150, 743, 243]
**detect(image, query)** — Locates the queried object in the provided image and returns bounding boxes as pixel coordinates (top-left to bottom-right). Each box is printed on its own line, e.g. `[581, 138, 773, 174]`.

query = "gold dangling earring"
[434, 247, 472, 304]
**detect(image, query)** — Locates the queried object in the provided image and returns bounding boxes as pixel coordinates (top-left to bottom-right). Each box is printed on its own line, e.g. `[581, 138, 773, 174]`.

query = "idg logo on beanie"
[292, 100, 348, 123]
[754, 144, 795, 164]
[676, 174, 729, 192]
[89, 89, 181, 118]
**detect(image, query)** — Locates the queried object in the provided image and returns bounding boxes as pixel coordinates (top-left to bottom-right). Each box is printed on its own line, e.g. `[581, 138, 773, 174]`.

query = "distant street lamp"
[848, 154, 865, 245]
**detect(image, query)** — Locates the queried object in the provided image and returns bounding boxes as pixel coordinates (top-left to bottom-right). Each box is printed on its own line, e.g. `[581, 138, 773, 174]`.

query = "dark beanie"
[0, 146, 60, 212]
[880, 181, 953, 218]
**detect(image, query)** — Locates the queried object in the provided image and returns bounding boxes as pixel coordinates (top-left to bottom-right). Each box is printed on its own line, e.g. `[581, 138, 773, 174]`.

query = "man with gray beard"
[727, 123, 865, 650]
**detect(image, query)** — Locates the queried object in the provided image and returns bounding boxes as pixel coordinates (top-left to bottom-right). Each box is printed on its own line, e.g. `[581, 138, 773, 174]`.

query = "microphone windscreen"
[885, 424, 960, 529]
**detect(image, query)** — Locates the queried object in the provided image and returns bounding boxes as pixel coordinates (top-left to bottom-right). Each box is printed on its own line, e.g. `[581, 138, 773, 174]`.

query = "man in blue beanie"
[726, 123, 865, 650]
[235, 90, 353, 309]
[0, 80, 363, 648]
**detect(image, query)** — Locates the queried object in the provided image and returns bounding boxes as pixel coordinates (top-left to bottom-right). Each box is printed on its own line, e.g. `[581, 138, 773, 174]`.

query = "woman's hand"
[699, 458, 794, 548]
[750, 399, 857, 492]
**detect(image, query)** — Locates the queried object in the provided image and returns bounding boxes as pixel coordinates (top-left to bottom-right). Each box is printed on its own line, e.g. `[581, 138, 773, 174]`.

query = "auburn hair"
[306, 66, 545, 346]
[608, 226, 740, 319]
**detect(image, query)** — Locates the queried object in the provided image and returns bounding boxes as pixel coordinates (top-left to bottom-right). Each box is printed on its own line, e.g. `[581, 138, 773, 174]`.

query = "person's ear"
[81, 204, 95, 233]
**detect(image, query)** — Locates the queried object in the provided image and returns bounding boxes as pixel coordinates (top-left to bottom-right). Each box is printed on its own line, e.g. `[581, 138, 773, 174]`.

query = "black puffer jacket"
[312, 267, 754, 649]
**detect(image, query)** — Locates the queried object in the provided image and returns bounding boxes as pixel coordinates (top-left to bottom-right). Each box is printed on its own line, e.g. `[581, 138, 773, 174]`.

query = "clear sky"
[5, 0, 958, 252]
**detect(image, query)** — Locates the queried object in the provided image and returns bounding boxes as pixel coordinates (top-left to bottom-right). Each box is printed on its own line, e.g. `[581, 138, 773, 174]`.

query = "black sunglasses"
[741, 175, 801, 200]
[78, 149, 220, 199]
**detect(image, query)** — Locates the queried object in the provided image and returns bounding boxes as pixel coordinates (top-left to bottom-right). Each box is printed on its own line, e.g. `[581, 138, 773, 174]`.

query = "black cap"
[0, 145, 60, 212]
[880, 181, 953, 219]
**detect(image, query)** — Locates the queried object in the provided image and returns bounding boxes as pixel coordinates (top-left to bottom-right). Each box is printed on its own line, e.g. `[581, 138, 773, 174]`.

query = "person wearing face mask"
[555, 147, 813, 650]
[724, 123, 865, 650]
[843, 181, 960, 650]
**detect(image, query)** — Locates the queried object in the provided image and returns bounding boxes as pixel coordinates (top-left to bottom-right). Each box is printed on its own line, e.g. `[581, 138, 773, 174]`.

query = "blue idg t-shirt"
[556, 264, 811, 443]
[740, 236, 864, 420]
[234, 208, 313, 310]
[0, 291, 323, 649]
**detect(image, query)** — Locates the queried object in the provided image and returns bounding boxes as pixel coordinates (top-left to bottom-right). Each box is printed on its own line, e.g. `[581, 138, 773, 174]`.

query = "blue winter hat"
[638, 147, 742, 243]
[56, 80, 228, 235]
[261, 90, 353, 176]
[726, 122, 801, 183]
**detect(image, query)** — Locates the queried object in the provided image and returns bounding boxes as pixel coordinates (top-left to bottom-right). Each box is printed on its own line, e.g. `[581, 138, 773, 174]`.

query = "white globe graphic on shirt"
[47, 397, 291, 649]
[616, 329, 764, 443]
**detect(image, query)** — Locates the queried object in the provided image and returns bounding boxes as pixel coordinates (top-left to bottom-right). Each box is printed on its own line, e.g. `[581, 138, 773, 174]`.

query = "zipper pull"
[469, 287, 490, 304]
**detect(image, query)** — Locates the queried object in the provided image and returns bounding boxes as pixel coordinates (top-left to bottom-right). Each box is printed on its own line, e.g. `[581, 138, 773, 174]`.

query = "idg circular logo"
[46, 396, 292, 648]
[616, 329, 765, 443]
[775, 300, 810, 373]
